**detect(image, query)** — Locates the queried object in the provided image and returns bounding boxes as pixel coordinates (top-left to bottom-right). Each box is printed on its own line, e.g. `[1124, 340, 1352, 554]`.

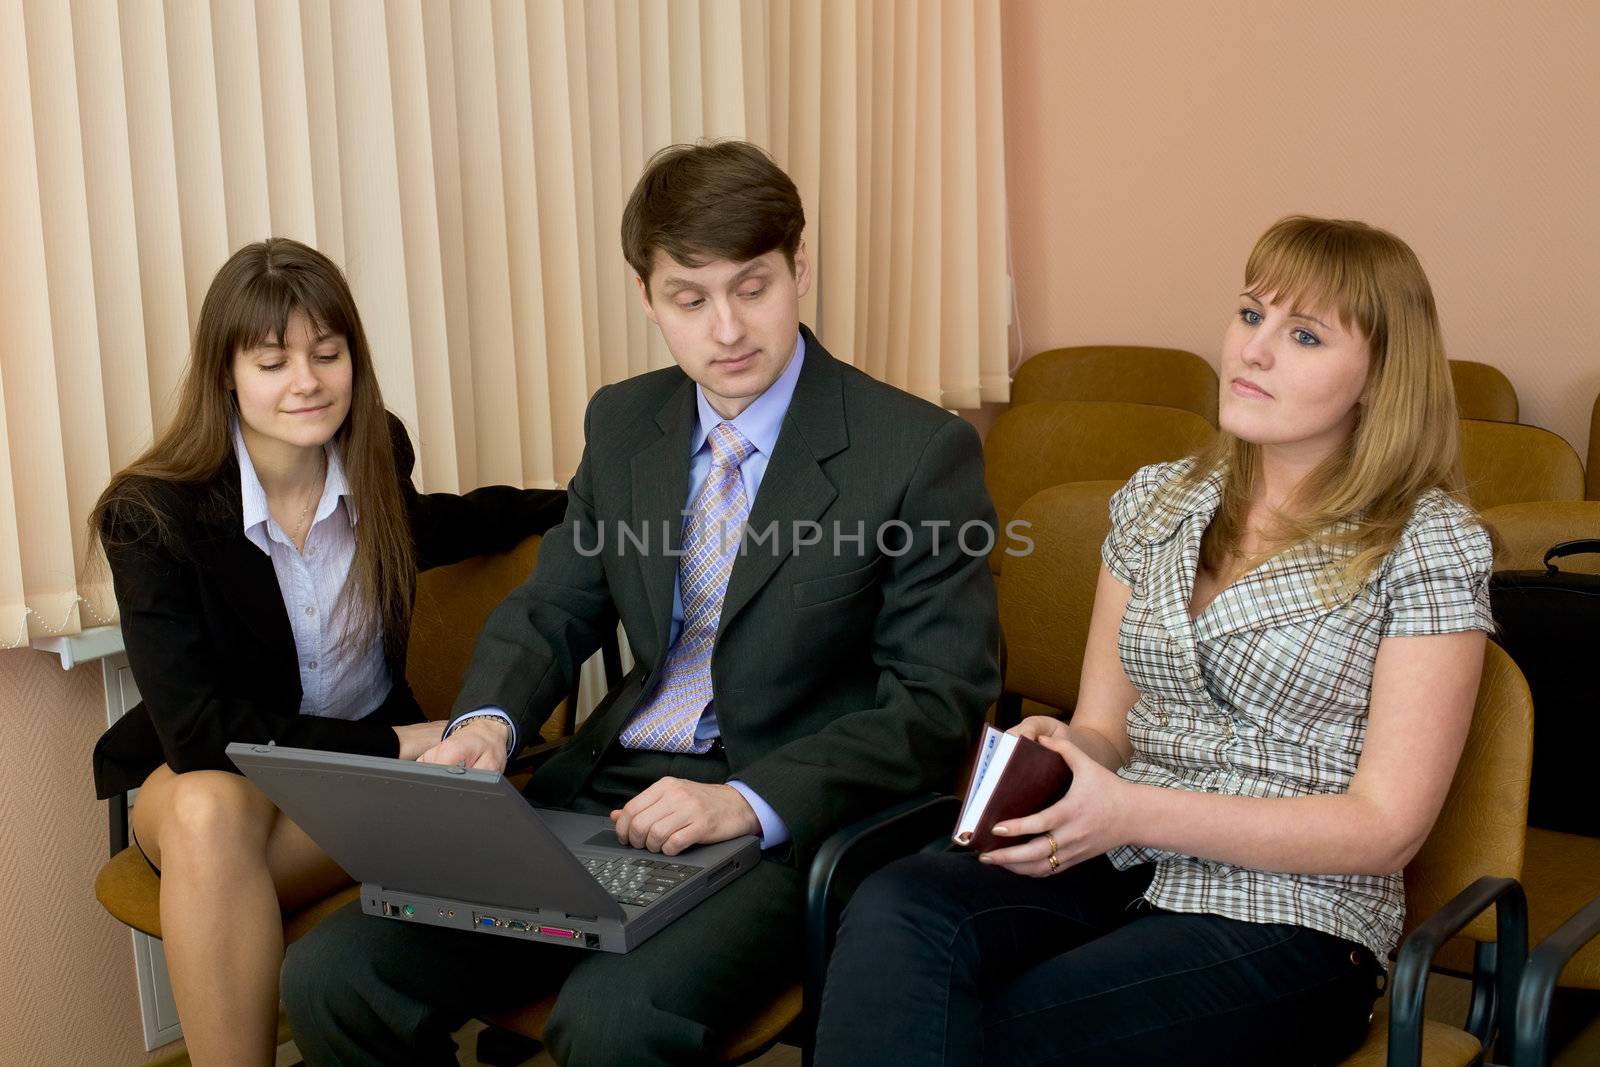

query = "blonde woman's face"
[1218, 292, 1370, 455]
[229, 310, 353, 454]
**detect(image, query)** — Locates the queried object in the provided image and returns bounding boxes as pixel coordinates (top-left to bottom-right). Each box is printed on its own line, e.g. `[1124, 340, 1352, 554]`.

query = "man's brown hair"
[621, 140, 805, 295]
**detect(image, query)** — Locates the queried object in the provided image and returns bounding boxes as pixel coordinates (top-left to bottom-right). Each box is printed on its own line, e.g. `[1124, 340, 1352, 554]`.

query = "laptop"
[226, 742, 761, 953]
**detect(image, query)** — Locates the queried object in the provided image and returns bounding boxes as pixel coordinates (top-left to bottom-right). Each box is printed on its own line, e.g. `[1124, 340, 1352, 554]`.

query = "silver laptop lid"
[226, 743, 625, 921]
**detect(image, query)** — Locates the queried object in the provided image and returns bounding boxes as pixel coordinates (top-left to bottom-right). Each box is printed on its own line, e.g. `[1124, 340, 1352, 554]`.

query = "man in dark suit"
[283, 140, 1000, 1066]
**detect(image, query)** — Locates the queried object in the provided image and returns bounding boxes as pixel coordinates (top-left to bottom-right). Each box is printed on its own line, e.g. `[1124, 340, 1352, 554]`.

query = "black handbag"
[1489, 540, 1600, 837]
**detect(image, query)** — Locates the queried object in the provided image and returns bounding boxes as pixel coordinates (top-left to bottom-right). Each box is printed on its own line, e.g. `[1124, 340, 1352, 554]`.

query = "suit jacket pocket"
[792, 558, 882, 609]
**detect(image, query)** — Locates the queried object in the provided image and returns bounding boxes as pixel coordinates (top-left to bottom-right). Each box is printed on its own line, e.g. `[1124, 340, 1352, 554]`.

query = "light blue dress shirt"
[454, 332, 806, 849]
[234, 422, 391, 721]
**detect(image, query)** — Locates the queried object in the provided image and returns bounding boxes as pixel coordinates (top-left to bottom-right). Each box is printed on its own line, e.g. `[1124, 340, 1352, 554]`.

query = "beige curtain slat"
[783, 0, 822, 330]
[256, 0, 318, 245]
[449, 0, 526, 487]
[700, 0, 747, 138]
[938, 0, 981, 408]
[71, 1, 154, 476]
[817, 0, 858, 364]
[119, 1, 190, 429]
[25, 0, 115, 625]
[973, 0, 1010, 403]
[636, 0, 674, 372]
[386, 0, 459, 492]
[211, 0, 272, 249]
[2, 0, 80, 641]
[300, 0, 345, 263]
[666, 0, 704, 142]
[165, 0, 231, 330]
[560, 2, 605, 405]
[527, 1, 591, 486]
[614, 0, 651, 379]
[861, 0, 894, 383]
[420, 0, 480, 489]
[739, 0, 771, 150]
[883, 0, 918, 393]
[330, 0, 420, 443]
[491, 0, 556, 489]
[582, 0, 634, 388]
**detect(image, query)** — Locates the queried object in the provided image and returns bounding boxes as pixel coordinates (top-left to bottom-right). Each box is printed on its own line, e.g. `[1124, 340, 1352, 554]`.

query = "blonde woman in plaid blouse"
[817, 217, 1494, 1066]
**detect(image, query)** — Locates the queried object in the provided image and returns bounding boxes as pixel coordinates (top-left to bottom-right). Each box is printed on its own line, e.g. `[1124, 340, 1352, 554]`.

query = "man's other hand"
[610, 778, 759, 856]
[418, 717, 510, 773]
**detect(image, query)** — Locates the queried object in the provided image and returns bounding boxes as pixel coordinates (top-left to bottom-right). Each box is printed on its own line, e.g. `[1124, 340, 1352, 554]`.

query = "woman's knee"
[155, 771, 274, 858]
[840, 851, 976, 932]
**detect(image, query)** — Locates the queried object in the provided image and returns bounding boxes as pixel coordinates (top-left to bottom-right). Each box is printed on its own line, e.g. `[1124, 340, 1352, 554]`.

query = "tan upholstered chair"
[1338, 640, 1534, 1066]
[1588, 393, 1599, 501]
[985, 401, 1214, 572]
[1449, 360, 1518, 423]
[1482, 501, 1600, 576]
[1458, 421, 1585, 511]
[1428, 502, 1600, 1052]
[1013, 345, 1219, 424]
[995, 481, 1119, 725]
[95, 534, 551, 942]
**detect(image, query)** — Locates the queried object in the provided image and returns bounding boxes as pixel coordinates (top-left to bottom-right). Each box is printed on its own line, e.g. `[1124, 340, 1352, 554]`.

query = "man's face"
[637, 245, 811, 419]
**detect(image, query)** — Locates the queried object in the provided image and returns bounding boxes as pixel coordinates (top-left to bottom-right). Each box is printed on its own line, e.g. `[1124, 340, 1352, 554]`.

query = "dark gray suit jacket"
[452, 326, 1001, 857]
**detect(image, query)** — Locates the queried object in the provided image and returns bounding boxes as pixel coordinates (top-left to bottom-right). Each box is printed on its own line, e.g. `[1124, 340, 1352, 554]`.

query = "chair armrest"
[1513, 893, 1600, 1067]
[1388, 875, 1528, 1066]
[505, 739, 568, 778]
[801, 795, 960, 1061]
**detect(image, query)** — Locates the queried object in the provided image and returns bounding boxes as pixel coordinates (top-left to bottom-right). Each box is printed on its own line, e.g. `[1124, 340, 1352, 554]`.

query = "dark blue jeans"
[814, 852, 1384, 1067]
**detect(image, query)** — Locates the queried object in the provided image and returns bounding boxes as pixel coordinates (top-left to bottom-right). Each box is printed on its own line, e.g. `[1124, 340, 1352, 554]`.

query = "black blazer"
[453, 327, 1002, 859]
[92, 413, 566, 799]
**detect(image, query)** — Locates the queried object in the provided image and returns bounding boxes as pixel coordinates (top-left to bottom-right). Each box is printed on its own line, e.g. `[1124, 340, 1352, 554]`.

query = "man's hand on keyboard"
[610, 777, 759, 856]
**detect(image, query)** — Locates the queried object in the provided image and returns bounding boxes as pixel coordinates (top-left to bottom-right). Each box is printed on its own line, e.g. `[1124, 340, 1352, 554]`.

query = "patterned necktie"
[619, 421, 756, 753]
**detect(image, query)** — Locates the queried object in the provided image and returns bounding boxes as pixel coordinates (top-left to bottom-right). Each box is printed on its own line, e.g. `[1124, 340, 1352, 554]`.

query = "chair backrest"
[1449, 360, 1518, 423]
[1402, 641, 1534, 942]
[1013, 345, 1219, 424]
[1458, 420, 1585, 511]
[997, 481, 1120, 714]
[406, 534, 545, 728]
[1588, 393, 1599, 501]
[985, 401, 1214, 572]
[1481, 500, 1600, 576]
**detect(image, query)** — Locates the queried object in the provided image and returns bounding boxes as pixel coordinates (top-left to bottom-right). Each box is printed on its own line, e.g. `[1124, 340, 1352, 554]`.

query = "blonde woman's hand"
[979, 733, 1134, 876]
[1007, 714, 1071, 743]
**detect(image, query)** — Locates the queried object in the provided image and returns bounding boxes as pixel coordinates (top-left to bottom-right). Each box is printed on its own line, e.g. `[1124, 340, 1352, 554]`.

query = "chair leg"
[475, 1023, 542, 1067]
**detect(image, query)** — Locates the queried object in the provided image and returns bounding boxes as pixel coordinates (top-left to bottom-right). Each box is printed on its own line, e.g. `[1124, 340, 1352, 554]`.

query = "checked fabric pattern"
[619, 421, 756, 753]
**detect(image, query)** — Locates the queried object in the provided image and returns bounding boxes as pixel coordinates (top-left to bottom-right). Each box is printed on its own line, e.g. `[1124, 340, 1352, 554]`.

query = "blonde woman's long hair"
[1187, 215, 1466, 597]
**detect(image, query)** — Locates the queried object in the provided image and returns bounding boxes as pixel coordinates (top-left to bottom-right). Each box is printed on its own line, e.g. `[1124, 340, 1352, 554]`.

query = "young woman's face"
[230, 310, 353, 453]
[1218, 291, 1371, 457]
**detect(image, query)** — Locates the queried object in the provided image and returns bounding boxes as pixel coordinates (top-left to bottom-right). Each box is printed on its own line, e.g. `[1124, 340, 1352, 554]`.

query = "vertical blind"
[0, 0, 1009, 647]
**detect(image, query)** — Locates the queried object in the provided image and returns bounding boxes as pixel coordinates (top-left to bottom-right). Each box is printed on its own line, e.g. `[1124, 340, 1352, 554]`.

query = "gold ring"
[1045, 831, 1059, 872]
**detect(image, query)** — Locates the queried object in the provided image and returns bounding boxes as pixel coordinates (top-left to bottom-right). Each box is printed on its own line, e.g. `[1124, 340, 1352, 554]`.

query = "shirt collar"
[233, 420, 353, 553]
[690, 331, 805, 459]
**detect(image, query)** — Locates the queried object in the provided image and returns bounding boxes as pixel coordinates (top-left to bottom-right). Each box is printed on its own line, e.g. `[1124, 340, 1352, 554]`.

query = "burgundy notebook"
[952, 725, 1073, 852]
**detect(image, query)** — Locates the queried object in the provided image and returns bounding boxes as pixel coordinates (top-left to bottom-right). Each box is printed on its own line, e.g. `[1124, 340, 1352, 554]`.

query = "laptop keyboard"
[580, 856, 700, 906]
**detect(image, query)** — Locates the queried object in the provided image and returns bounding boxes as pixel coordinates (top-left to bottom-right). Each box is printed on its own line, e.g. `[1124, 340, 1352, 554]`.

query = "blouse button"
[305, 606, 316, 616]
[307, 660, 318, 670]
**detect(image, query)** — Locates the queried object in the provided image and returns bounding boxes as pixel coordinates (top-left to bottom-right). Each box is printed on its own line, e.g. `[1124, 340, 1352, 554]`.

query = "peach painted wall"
[0, 650, 154, 1066]
[1001, 0, 1600, 454]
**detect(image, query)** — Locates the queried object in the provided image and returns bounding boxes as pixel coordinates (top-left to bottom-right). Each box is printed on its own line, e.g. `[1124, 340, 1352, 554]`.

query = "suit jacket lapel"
[719, 336, 846, 634]
[631, 378, 697, 661]
[191, 476, 299, 667]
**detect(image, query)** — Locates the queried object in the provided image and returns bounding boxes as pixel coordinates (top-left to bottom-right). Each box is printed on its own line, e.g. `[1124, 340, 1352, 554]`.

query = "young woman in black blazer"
[90, 238, 566, 1066]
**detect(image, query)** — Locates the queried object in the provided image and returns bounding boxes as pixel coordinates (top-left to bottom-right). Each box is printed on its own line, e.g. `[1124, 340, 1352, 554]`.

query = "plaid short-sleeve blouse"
[1101, 459, 1495, 962]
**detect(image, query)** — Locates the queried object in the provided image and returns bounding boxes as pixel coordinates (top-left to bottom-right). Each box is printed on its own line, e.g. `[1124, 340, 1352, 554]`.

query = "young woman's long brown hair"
[1181, 216, 1468, 598]
[91, 238, 416, 659]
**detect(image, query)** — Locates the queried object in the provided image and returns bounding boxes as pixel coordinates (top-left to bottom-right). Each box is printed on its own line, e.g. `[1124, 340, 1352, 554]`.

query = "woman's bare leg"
[132, 766, 348, 1067]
